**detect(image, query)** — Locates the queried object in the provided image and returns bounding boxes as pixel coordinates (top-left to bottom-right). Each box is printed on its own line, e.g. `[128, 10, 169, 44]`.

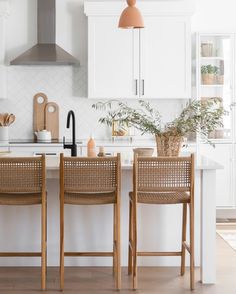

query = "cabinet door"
[140, 17, 191, 99]
[199, 144, 234, 207]
[88, 17, 139, 99]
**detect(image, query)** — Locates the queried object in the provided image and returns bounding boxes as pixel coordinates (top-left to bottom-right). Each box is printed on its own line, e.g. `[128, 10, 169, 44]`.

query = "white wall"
[1, 0, 236, 140]
[192, 0, 236, 31]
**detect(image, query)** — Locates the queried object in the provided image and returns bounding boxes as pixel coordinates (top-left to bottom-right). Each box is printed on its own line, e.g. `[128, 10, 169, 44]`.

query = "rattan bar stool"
[128, 154, 195, 290]
[0, 155, 47, 290]
[60, 153, 121, 290]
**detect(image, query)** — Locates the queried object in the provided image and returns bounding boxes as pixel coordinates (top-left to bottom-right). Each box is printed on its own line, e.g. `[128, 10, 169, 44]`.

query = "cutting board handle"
[33, 93, 48, 136]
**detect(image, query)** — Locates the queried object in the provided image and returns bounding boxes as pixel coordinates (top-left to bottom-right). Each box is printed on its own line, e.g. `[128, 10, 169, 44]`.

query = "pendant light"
[118, 0, 144, 29]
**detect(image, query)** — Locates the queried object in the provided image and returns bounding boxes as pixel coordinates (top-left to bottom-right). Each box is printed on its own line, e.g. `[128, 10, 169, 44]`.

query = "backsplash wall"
[0, 65, 185, 140]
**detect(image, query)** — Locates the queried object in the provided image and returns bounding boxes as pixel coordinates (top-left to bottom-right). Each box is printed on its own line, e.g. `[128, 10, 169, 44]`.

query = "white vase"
[0, 126, 9, 142]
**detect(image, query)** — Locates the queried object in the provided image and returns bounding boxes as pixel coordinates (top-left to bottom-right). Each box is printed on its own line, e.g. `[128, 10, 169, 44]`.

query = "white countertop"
[0, 151, 223, 171]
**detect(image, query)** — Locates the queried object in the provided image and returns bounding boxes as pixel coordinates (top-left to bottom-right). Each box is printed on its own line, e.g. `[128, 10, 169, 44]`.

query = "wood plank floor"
[0, 234, 235, 293]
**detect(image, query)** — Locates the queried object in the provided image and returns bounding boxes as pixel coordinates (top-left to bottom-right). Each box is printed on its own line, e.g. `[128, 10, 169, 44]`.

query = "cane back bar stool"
[60, 153, 121, 290]
[128, 154, 195, 290]
[0, 155, 47, 290]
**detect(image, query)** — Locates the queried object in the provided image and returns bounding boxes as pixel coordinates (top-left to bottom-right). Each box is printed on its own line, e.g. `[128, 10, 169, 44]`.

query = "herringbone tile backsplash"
[0, 66, 184, 140]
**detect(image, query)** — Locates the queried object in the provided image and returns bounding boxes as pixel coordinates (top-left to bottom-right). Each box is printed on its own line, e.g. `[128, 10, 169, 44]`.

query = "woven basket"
[155, 134, 183, 157]
[201, 73, 215, 85]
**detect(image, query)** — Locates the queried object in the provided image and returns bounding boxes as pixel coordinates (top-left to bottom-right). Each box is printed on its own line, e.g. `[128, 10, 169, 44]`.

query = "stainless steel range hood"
[10, 0, 79, 66]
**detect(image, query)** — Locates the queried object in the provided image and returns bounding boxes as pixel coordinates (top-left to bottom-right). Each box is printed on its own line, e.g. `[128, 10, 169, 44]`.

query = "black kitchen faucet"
[63, 110, 77, 157]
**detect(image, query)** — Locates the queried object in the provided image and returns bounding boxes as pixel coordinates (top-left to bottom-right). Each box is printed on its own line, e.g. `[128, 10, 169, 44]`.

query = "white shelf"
[201, 84, 224, 87]
[201, 56, 224, 60]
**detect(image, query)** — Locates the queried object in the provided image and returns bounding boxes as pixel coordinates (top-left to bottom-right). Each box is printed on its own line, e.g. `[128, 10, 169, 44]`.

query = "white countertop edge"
[195, 156, 223, 170]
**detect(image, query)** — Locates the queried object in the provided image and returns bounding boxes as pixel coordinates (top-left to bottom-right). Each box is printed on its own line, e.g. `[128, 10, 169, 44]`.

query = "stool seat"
[129, 191, 190, 204]
[0, 193, 42, 205]
[64, 191, 116, 205]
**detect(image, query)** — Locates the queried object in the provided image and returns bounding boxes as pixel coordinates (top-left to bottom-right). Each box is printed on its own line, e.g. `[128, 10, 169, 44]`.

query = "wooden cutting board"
[45, 102, 59, 140]
[33, 93, 48, 137]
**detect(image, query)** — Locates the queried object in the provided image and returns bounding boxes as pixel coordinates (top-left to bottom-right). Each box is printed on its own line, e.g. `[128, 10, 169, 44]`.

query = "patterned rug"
[217, 230, 236, 251]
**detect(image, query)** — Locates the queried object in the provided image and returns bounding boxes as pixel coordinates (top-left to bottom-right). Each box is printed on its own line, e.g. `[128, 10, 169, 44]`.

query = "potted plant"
[92, 98, 228, 156]
[201, 64, 219, 85]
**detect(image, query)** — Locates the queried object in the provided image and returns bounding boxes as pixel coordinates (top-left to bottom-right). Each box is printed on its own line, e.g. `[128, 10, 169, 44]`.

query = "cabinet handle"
[135, 79, 138, 95]
[142, 79, 145, 96]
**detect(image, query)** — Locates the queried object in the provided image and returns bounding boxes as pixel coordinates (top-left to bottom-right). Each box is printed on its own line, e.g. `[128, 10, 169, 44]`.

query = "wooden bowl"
[133, 148, 154, 157]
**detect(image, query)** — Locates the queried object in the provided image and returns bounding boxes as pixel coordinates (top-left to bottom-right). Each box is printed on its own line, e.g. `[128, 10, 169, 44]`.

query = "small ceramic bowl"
[133, 148, 154, 157]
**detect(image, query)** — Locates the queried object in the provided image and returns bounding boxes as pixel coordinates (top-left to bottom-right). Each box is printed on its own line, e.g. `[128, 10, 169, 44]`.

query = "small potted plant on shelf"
[201, 64, 219, 85]
[92, 98, 227, 156]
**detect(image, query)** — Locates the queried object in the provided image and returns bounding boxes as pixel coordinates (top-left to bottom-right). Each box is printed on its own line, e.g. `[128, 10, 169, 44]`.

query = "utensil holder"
[0, 126, 9, 142]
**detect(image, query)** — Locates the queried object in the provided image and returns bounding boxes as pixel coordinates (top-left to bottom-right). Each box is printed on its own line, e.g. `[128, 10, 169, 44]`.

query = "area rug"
[217, 230, 236, 251]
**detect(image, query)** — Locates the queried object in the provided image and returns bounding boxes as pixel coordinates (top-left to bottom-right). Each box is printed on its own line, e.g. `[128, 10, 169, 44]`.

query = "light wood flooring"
[0, 234, 236, 293]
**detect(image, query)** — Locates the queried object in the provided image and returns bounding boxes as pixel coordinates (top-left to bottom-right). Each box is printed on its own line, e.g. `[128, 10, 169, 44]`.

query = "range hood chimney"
[10, 0, 79, 65]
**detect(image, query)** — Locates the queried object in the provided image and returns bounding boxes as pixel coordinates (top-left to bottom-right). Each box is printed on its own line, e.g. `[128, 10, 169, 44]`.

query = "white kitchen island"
[0, 152, 222, 285]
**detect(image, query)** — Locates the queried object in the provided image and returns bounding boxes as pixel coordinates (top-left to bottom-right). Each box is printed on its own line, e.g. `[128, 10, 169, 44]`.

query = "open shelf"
[201, 56, 224, 60]
[201, 84, 224, 87]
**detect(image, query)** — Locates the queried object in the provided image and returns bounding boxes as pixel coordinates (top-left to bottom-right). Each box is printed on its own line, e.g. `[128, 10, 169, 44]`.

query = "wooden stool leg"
[45, 200, 48, 275]
[60, 199, 65, 290]
[189, 202, 195, 290]
[128, 198, 133, 275]
[132, 200, 137, 290]
[41, 196, 46, 291]
[181, 203, 187, 276]
[113, 203, 117, 276]
[115, 201, 121, 290]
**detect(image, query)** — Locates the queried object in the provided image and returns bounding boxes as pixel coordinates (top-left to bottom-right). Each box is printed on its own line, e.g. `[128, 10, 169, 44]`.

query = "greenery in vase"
[92, 98, 229, 144]
[201, 65, 219, 75]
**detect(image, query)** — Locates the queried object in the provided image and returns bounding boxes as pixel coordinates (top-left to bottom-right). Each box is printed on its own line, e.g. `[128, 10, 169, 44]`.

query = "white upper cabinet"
[140, 17, 191, 98]
[87, 17, 139, 99]
[84, 1, 195, 99]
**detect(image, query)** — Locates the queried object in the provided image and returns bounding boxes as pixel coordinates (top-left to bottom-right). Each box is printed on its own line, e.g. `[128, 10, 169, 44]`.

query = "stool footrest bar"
[0, 252, 41, 257]
[64, 252, 113, 257]
[138, 251, 182, 257]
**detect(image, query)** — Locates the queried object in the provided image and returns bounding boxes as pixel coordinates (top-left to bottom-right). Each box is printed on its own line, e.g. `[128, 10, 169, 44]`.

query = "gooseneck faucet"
[63, 110, 77, 157]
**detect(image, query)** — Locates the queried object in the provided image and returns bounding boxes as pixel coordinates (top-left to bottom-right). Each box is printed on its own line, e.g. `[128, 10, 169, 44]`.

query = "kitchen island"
[0, 150, 222, 285]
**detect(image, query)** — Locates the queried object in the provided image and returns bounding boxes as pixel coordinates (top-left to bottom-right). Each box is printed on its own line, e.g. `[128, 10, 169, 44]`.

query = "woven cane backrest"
[0, 157, 44, 193]
[135, 156, 193, 192]
[62, 156, 120, 193]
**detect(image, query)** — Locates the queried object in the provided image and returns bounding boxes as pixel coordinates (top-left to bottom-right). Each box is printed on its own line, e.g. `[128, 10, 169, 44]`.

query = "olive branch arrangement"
[92, 98, 230, 144]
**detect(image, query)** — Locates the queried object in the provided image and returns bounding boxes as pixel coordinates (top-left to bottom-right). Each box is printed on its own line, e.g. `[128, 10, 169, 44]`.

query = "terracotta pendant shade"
[118, 0, 144, 29]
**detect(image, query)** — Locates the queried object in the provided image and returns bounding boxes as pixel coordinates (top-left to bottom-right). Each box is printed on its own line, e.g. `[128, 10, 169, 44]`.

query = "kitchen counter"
[45, 153, 222, 171]
[0, 138, 196, 147]
[0, 151, 221, 284]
